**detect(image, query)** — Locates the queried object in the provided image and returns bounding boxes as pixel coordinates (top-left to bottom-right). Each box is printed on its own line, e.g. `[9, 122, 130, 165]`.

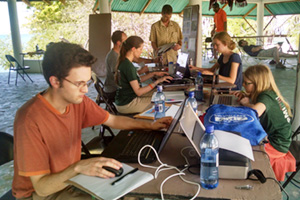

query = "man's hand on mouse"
[75, 157, 122, 178]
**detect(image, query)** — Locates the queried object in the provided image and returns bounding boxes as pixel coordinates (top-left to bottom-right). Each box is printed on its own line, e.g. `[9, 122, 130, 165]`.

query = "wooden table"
[126, 134, 281, 200]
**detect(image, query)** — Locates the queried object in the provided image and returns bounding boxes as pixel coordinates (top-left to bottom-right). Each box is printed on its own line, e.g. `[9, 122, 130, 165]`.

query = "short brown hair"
[42, 42, 96, 87]
[111, 30, 124, 44]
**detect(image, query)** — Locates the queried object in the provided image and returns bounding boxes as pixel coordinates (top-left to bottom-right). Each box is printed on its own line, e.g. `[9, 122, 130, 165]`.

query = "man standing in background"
[210, 2, 227, 63]
[150, 4, 183, 65]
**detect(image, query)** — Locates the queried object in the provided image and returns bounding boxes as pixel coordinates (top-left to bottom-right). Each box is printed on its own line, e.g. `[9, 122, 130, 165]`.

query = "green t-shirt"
[257, 90, 292, 153]
[115, 58, 141, 106]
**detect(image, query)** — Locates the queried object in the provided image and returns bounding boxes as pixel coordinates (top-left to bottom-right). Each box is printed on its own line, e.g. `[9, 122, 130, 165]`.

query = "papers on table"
[151, 91, 186, 103]
[134, 104, 180, 120]
[67, 164, 153, 200]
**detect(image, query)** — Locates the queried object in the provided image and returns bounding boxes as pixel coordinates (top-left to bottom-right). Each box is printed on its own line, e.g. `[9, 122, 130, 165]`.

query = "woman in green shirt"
[234, 64, 295, 181]
[114, 36, 172, 114]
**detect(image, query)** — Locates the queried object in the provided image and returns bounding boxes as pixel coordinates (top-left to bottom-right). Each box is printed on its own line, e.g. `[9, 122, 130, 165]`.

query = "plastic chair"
[93, 77, 118, 115]
[282, 128, 300, 188]
[0, 132, 13, 166]
[0, 132, 15, 200]
[6, 55, 33, 86]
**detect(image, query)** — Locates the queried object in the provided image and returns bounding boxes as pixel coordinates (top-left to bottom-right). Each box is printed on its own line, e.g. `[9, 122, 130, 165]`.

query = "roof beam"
[42, 0, 51, 5]
[140, 0, 152, 15]
[264, 4, 274, 17]
[263, 4, 275, 31]
[59, 0, 66, 5]
[21, 0, 30, 7]
[243, 4, 257, 18]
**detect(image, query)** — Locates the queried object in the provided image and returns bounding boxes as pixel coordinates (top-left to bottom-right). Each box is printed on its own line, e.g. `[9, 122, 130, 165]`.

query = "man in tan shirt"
[150, 4, 183, 65]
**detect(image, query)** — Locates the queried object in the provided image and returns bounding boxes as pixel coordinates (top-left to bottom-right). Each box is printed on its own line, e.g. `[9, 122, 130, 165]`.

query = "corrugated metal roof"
[266, 1, 300, 15]
[201, 1, 300, 18]
[111, 0, 189, 13]
[92, 0, 300, 18]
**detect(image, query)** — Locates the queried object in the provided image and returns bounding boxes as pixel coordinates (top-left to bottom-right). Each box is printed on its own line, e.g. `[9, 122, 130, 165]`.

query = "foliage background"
[0, 1, 300, 70]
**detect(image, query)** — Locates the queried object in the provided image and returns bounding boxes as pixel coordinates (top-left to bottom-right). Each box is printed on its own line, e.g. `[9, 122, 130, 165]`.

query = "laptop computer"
[100, 98, 187, 163]
[157, 43, 176, 56]
[179, 104, 251, 179]
[212, 94, 240, 106]
[208, 72, 240, 106]
[162, 52, 192, 86]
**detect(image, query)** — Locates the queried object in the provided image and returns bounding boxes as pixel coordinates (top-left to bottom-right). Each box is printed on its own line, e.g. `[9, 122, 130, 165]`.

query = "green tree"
[24, 1, 94, 53]
[0, 36, 13, 70]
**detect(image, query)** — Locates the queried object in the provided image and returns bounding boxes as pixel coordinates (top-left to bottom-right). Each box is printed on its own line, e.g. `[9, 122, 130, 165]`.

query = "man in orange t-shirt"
[12, 42, 172, 200]
[210, 2, 227, 63]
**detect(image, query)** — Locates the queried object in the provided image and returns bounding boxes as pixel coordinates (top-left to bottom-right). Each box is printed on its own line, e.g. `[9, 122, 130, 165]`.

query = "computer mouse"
[103, 166, 123, 177]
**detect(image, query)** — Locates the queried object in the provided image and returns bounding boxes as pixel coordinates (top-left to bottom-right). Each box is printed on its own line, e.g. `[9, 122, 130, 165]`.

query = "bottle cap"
[157, 85, 163, 92]
[168, 62, 173, 64]
[189, 91, 195, 97]
[197, 72, 202, 76]
[205, 124, 214, 133]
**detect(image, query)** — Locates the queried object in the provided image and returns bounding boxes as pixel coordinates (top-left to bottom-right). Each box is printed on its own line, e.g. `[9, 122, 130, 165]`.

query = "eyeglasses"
[63, 78, 93, 88]
[243, 81, 253, 86]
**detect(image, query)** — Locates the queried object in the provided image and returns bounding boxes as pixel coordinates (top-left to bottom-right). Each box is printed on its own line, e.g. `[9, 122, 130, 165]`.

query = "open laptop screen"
[175, 52, 191, 78]
[157, 98, 187, 153]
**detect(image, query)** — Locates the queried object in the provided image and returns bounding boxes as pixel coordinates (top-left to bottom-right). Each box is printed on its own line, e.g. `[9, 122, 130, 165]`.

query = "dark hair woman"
[114, 36, 172, 114]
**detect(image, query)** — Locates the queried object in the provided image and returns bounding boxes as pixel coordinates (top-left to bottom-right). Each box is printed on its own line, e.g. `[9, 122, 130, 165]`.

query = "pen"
[111, 168, 138, 185]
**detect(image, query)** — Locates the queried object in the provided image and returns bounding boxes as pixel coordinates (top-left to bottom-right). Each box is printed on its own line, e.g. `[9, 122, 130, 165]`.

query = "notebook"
[100, 98, 186, 163]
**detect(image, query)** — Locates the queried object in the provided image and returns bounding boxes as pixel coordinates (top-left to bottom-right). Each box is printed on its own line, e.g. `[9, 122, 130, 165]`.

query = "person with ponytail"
[189, 32, 243, 90]
[234, 64, 296, 181]
[114, 36, 172, 114]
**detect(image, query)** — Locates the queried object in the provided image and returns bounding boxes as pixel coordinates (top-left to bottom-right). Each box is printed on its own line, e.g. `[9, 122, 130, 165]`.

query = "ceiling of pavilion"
[95, 0, 300, 18]
[1, 0, 300, 18]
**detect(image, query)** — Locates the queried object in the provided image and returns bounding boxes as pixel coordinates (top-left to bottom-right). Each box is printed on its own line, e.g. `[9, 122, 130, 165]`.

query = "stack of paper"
[67, 164, 153, 200]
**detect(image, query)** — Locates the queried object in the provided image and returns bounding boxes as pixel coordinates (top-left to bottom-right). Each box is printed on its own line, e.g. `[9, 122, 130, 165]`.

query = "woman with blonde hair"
[114, 36, 172, 114]
[190, 32, 242, 90]
[234, 64, 295, 181]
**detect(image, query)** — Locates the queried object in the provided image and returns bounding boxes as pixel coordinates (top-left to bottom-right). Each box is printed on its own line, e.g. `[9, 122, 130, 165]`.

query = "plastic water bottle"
[186, 91, 197, 114]
[168, 62, 174, 75]
[154, 85, 166, 120]
[200, 125, 219, 189]
[195, 72, 203, 101]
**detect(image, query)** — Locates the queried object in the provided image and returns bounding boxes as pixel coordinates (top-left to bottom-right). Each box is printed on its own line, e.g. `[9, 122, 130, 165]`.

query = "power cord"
[138, 145, 200, 200]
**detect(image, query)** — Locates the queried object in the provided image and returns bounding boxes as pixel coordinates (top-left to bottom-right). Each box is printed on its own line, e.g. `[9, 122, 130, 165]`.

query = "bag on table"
[204, 104, 267, 146]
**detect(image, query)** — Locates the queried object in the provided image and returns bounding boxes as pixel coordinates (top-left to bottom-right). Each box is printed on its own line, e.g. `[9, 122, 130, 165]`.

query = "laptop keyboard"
[120, 132, 157, 158]
[170, 74, 182, 79]
[218, 96, 232, 105]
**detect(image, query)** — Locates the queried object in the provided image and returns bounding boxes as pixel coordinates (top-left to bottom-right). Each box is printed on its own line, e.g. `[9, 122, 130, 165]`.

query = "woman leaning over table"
[234, 64, 296, 181]
[114, 36, 172, 114]
[189, 32, 242, 90]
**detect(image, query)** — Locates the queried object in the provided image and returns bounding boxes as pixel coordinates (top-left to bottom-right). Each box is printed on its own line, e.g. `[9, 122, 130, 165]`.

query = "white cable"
[137, 145, 201, 200]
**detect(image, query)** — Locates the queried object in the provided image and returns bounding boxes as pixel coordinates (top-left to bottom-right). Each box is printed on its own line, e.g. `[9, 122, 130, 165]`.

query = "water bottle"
[189, 58, 193, 66]
[186, 91, 197, 114]
[154, 85, 166, 120]
[168, 62, 174, 75]
[200, 125, 219, 189]
[195, 72, 203, 101]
